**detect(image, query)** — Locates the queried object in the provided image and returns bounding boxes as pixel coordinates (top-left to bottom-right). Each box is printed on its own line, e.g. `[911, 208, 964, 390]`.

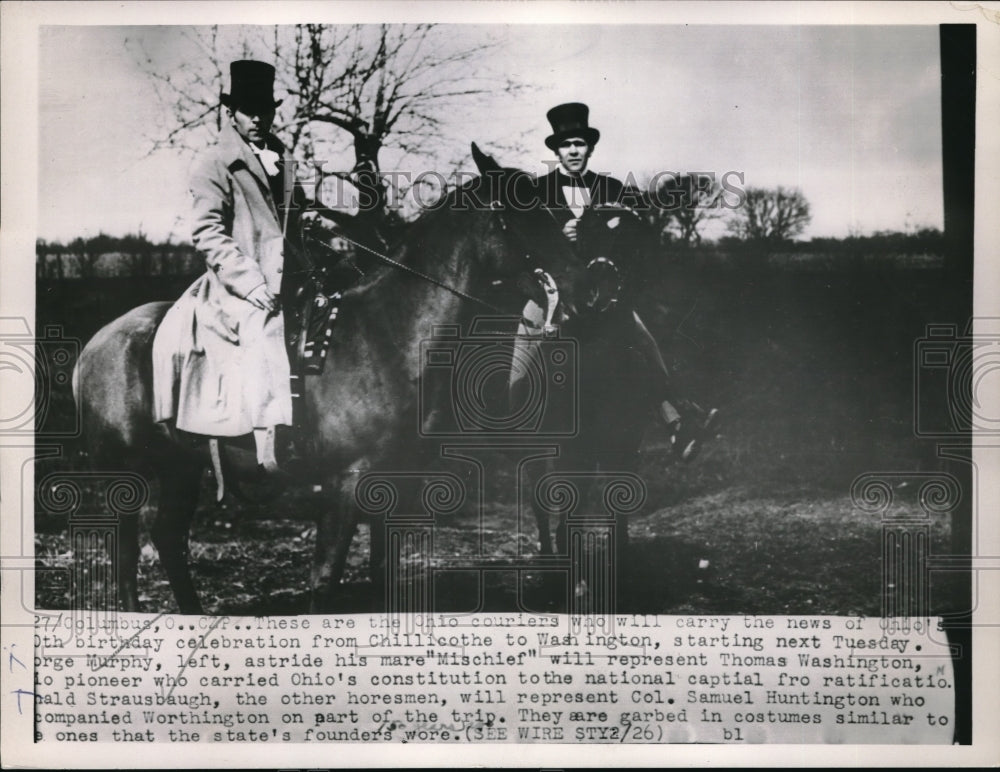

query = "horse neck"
[351, 215, 481, 379]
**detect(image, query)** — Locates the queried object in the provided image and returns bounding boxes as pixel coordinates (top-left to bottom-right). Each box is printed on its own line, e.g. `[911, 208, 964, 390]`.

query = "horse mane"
[329, 158, 580, 306]
[335, 173, 499, 303]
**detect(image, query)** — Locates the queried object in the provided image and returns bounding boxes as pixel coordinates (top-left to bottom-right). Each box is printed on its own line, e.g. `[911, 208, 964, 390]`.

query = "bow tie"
[558, 171, 590, 188]
[251, 144, 281, 177]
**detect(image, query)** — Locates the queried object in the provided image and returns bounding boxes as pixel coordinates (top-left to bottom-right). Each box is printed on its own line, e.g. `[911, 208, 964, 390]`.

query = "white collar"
[249, 141, 281, 176]
[557, 166, 590, 183]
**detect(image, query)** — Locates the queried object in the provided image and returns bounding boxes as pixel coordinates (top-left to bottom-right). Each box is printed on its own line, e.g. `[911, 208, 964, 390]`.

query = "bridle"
[298, 192, 622, 333]
[488, 200, 629, 334]
[307, 230, 505, 313]
[301, 200, 560, 333]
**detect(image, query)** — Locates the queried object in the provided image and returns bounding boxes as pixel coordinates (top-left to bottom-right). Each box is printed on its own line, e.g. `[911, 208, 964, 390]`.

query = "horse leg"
[369, 514, 387, 602]
[151, 457, 205, 615]
[552, 456, 580, 557]
[609, 446, 641, 593]
[536, 506, 555, 556]
[310, 475, 359, 613]
[118, 510, 141, 612]
[529, 456, 557, 556]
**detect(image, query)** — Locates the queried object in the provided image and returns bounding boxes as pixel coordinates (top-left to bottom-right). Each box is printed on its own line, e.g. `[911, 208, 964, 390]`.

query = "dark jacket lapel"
[540, 169, 601, 223]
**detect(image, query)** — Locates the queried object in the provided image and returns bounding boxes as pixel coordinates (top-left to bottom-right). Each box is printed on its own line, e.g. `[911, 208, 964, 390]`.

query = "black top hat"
[221, 60, 282, 112]
[545, 102, 600, 150]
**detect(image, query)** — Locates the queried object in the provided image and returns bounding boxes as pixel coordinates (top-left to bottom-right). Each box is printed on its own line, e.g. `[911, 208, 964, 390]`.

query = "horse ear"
[471, 142, 500, 175]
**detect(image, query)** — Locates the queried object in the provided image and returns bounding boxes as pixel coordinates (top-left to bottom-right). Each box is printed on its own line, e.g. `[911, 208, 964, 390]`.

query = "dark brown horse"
[73, 146, 568, 614]
[517, 210, 660, 609]
[460, 149, 661, 610]
[73, 146, 659, 614]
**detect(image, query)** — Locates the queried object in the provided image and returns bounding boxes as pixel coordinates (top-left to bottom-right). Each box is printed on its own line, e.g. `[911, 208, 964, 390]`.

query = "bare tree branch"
[131, 23, 530, 238]
[645, 173, 725, 247]
[728, 186, 812, 242]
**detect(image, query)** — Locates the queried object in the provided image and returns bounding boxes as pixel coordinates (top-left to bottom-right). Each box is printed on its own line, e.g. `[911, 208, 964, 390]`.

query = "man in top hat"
[513, 102, 717, 459]
[536, 102, 626, 242]
[153, 60, 308, 475]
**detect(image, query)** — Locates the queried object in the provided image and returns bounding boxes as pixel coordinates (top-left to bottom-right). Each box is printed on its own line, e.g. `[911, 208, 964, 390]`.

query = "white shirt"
[250, 143, 281, 177]
[557, 167, 591, 218]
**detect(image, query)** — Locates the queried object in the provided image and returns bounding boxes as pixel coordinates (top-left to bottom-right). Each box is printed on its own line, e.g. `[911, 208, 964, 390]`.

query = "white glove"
[246, 284, 277, 313]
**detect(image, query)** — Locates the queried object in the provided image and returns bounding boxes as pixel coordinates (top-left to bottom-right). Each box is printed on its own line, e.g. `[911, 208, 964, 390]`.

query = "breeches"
[508, 300, 679, 419]
[508, 300, 550, 412]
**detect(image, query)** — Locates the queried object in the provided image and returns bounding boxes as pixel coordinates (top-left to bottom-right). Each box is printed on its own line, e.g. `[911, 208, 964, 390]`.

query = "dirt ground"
[32, 262, 969, 617]
[33, 434, 961, 617]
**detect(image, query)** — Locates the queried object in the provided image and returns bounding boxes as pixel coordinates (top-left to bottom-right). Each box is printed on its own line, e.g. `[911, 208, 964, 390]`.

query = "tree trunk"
[352, 130, 386, 216]
[349, 131, 390, 250]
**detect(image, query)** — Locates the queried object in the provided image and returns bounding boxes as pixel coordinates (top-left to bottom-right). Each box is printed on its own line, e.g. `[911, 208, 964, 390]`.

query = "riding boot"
[630, 312, 720, 462]
[254, 426, 278, 471]
[275, 424, 309, 477]
[252, 426, 293, 487]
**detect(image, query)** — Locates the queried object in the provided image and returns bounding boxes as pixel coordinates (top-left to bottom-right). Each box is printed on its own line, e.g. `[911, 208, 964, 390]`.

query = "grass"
[33, 439, 960, 616]
[32, 261, 970, 616]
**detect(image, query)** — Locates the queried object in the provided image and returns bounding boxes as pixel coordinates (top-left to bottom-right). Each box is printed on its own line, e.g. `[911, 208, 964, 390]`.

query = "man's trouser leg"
[240, 306, 293, 469]
[629, 311, 685, 425]
[509, 300, 545, 414]
[629, 310, 718, 460]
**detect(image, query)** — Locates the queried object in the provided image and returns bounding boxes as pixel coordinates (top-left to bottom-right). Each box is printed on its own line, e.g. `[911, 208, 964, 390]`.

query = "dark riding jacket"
[535, 168, 627, 228]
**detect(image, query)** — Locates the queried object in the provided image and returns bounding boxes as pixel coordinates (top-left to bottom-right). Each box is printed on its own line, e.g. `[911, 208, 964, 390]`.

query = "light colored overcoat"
[153, 121, 303, 436]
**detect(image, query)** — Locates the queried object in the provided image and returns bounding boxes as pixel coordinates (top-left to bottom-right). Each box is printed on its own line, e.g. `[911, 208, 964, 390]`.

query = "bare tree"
[129, 24, 527, 227]
[121, 229, 155, 276]
[51, 242, 66, 279]
[727, 186, 812, 242]
[69, 236, 102, 279]
[36, 239, 50, 280]
[646, 173, 724, 247]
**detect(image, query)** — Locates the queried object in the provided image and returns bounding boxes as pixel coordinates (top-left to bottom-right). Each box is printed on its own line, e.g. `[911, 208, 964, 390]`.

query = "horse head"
[466, 143, 581, 315]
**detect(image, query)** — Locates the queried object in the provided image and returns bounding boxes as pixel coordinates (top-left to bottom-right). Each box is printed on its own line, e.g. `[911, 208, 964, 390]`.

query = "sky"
[37, 23, 943, 243]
